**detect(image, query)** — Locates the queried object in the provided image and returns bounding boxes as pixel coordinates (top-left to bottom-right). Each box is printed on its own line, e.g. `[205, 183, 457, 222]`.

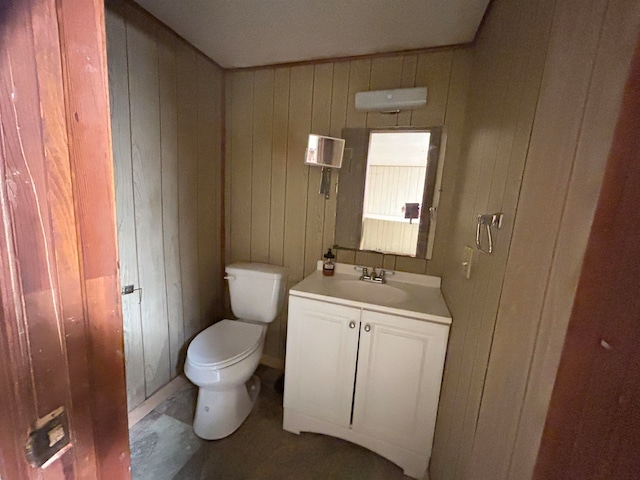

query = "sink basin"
[330, 279, 410, 305]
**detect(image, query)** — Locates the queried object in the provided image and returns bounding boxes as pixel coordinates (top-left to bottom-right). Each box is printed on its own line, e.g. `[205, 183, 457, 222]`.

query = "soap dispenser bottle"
[323, 248, 335, 276]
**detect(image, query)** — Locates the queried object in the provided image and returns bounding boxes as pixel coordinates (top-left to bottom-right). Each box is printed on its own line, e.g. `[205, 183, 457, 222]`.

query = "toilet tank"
[225, 263, 289, 323]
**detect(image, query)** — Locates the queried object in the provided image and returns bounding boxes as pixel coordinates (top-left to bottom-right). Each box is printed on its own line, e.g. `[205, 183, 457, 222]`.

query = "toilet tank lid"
[226, 262, 289, 280]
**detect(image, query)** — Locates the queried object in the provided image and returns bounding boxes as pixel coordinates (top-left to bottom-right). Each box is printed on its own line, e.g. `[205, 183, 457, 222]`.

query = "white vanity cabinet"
[283, 285, 450, 479]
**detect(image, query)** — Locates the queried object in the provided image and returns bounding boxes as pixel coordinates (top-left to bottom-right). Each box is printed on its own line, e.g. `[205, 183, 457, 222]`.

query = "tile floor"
[129, 366, 412, 480]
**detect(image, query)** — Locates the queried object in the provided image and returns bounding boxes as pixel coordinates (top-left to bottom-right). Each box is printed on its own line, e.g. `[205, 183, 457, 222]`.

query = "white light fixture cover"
[355, 87, 427, 112]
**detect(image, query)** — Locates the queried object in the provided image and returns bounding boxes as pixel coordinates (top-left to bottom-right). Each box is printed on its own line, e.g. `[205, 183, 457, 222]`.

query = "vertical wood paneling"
[157, 25, 184, 378]
[197, 56, 221, 325]
[345, 59, 371, 128]
[107, 4, 224, 407]
[283, 65, 314, 282]
[177, 44, 201, 340]
[412, 51, 454, 127]
[229, 71, 254, 263]
[323, 62, 350, 253]
[304, 63, 333, 278]
[227, 49, 463, 364]
[366, 56, 403, 128]
[105, 5, 145, 409]
[470, 1, 640, 479]
[426, 49, 473, 277]
[251, 70, 274, 264]
[397, 55, 418, 126]
[512, 4, 640, 477]
[447, 3, 546, 477]
[264, 69, 290, 359]
[211, 63, 225, 321]
[127, 12, 170, 396]
[225, 73, 233, 269]
[268, 68, 290, 266]
[432, 1, 529, 473]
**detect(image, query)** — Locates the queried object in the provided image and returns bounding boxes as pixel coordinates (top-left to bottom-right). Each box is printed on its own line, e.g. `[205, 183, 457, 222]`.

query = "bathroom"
[0, 0, 635, 479]
[104, 0, 638, 478]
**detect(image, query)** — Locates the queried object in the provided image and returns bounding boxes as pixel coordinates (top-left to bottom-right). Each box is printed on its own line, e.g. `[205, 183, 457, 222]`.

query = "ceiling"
[132, 0, 491, 69]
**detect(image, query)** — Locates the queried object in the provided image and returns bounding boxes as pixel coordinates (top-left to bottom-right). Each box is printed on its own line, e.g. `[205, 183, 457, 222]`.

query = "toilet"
[184, 262, 288, 440]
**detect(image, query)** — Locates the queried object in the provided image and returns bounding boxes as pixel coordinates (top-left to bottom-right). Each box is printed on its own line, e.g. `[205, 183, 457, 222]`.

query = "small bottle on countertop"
[322, 248, 335, 276]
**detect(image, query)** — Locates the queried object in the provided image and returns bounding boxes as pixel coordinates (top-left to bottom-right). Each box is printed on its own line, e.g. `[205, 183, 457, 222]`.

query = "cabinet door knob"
[364, 324, 371, 332]
[349, 321, 356, 329]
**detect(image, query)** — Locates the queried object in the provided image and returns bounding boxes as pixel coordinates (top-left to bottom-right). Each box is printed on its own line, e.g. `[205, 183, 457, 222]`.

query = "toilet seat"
[187, 320, 264, 369]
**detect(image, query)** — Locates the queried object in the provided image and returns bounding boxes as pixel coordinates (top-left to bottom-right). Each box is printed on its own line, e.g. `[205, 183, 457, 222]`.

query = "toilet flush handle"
[224, 275, 236, 281]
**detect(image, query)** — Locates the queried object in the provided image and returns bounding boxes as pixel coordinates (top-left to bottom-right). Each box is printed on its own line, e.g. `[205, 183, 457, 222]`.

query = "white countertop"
[290, 262, 452, 325]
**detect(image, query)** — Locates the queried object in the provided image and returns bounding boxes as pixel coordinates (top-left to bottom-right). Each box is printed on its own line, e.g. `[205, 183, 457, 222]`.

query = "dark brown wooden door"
[534, 33, 640, 480]
[0, 0, 130, 478]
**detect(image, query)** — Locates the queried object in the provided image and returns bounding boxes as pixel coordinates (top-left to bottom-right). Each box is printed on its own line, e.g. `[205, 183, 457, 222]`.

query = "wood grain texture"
[264, 69, 290, 356]
[106, 2, 224, 408]
[0, 3, 74, 477]
[106, 4, 146, 410]
[323, 62, 350, 254]
[177, 44, 202, 341]
[283, 65, 313, 282]
[268, 68, 290, 267]
[250, 69, 274, 264]
[197, 56, 223, 327]
[430, 0, 556, 478]
[304, 63, 333, 278]
[366, 56, 403, 128]
[534, 29, 640, 480]
[226, 50, 465, 362]
[127, 7, 171, 397]
[509, 1, 640, 478]
[32, 0, 98, 474]
[157, 25, 184, 378]
[57, 0, 131, 476]
[229, 70, 254, 264]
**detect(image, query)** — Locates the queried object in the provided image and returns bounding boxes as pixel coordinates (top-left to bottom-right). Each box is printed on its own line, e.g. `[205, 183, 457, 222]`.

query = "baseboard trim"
[260, 354, 285, 371]
[128, 375, 189, 428]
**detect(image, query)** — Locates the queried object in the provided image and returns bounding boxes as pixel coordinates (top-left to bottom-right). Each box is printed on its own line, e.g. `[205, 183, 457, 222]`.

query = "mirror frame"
[334, 126, 443, 259]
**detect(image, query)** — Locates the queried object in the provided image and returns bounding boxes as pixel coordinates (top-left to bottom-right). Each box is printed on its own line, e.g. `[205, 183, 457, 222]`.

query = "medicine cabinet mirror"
[335, 127, 442, 258]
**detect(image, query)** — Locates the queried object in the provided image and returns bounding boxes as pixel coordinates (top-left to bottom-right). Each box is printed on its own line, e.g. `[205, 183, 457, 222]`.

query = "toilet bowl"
[184, 262, 288, 440]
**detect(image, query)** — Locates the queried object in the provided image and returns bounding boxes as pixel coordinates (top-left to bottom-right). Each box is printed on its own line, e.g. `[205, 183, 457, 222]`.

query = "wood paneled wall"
[431, 0, 640, 479]
[225, 50, 472, 363]
[468, 1, 640, 479]
[429, 0, 556, 476]
[106, 0, 224, 410]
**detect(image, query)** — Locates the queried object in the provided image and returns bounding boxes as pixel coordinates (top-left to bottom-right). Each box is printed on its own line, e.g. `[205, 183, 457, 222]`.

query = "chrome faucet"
[359, 267, 371, 281]
[359, 267, 388, 284]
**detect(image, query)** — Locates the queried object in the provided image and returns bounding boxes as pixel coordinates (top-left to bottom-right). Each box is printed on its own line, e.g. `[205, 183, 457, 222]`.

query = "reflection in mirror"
[335, 127, 442, 258]
[304, 134, 345, 168]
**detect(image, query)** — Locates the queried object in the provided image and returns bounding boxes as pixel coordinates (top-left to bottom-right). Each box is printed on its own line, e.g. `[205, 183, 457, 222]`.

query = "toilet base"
[193, 375, 261, 440]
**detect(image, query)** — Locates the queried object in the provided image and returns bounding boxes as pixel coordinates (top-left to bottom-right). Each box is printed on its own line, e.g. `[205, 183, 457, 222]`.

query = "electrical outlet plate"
[463, 246, 473, 279]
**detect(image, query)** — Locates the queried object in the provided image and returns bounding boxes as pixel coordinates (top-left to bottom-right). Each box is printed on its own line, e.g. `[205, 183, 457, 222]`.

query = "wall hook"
[476, 213, 503, 255]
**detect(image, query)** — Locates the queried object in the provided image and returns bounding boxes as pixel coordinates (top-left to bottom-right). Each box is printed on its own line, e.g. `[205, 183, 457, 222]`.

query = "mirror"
[335, 127, 442, 258]
[304, 134, 345, 168]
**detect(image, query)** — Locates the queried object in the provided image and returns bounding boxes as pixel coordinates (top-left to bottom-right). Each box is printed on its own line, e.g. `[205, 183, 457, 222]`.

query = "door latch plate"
[25, 407, 70, 468]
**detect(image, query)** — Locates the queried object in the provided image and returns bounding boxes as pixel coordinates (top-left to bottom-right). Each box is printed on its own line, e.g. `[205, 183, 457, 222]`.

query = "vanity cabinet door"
[283, 296, 361, 428]
[352, 310, 449, 452]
